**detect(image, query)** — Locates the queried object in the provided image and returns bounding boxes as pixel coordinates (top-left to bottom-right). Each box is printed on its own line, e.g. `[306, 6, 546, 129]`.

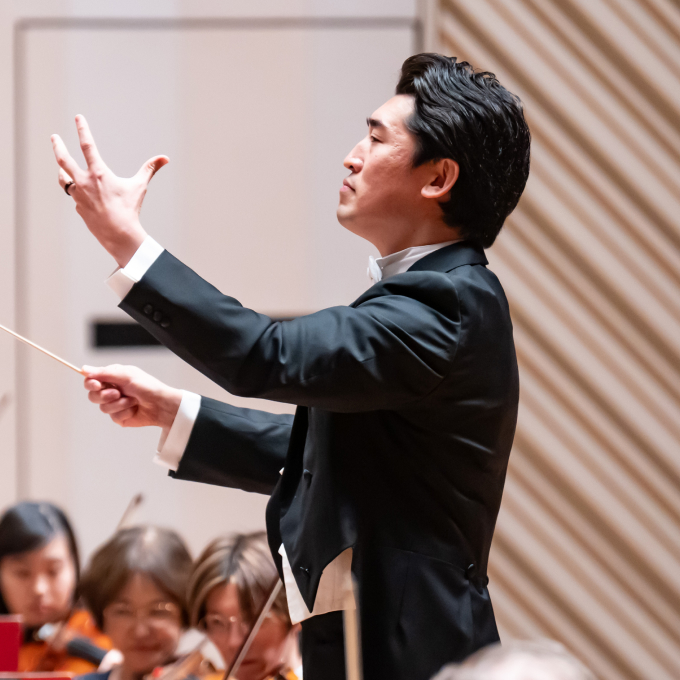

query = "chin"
[336, 209, 364, 235]
[336, 205, 351, 226]
[126, 654, 163, 674]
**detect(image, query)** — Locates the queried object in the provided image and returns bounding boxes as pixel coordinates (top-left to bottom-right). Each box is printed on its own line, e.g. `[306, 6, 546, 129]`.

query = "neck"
[372, 218, 460, 257]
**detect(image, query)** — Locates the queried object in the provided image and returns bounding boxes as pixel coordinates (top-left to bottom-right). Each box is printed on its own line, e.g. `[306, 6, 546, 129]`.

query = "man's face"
[337, 95, 434, 251]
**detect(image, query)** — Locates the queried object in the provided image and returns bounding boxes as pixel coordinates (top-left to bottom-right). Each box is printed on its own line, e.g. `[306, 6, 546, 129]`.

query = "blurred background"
[0, 1, 679, 678]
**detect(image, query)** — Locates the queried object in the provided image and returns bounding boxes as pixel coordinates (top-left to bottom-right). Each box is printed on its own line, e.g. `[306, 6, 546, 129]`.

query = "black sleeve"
[170, 397, 294, 495]
[120, 251, 461, 412]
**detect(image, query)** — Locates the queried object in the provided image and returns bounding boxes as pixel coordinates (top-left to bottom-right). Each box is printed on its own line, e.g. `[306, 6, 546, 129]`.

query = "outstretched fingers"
[58, 168, 74, 194]
[135, 155, 170, 187]
[51, 134, 84, 181]
[75, 114, 106, 171]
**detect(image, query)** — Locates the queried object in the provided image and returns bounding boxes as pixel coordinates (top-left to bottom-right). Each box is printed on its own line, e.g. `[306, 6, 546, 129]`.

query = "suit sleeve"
[120, 251, 462, 412]
[170, 397, 294, 495]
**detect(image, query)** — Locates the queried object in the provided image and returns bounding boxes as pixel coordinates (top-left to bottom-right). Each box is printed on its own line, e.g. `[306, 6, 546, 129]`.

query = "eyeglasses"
[200, 614, 253, 640]
[104, 601, 181, 629]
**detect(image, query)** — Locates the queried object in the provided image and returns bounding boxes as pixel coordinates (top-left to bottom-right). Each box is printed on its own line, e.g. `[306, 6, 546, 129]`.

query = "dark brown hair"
[80, 526, 192, 629]
[188, 532, 288, 629]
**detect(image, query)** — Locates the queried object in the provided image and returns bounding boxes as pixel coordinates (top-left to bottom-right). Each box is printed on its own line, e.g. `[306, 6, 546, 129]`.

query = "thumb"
[135, 155, 169, 185]
[82, 364, 133, 390]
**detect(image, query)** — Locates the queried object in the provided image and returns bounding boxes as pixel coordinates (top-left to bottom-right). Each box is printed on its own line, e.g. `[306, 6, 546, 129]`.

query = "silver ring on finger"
[64, 181, 75, 196]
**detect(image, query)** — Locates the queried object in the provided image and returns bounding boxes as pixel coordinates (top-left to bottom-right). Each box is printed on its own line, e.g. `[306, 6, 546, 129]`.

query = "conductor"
[51, 54, 531, 680]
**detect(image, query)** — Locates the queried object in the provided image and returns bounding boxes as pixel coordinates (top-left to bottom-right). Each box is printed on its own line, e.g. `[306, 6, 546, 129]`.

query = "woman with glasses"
[188, 532, 301, 680]
[0, 501, 112, 673]
[78, 526, 192, 680]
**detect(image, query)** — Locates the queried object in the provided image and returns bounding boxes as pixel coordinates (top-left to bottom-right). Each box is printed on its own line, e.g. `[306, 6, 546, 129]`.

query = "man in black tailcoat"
[51, 54, 530, 680]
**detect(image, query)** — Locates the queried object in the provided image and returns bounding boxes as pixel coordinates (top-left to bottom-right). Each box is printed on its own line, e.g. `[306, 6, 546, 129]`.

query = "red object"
[18, 609, 111, 674]
[0, 615, 22, 672]
[0, 675, 74, 679]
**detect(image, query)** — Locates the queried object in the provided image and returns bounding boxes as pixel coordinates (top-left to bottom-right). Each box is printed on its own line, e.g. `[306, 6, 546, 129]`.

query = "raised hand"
[83, 364, 182, 430]
[51, 115, 169, 267]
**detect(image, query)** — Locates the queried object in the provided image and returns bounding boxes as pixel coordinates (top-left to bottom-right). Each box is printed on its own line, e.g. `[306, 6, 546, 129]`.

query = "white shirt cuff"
[153, 391, 201, 472]
[106, 236, 164, 300]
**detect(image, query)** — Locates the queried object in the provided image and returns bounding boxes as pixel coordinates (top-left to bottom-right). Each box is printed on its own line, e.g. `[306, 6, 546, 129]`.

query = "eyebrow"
[366, 117, 385, 129]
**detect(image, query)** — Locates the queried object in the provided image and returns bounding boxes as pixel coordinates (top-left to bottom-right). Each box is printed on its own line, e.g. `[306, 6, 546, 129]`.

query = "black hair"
[0, 501, 80, 615]
[396, 53, 531, 248]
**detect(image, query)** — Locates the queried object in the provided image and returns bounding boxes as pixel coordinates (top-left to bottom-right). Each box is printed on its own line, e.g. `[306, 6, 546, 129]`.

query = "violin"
[151, 579, 299, 680]
[19, 609, 112, 674]
[149, 641, 298, 680]
[18, 494, 144, 674]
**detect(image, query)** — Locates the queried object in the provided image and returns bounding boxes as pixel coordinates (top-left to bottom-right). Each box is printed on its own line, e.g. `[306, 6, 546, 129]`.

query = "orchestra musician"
[52, 53, 531, 680]
[77, 526, 192, 680]
[0, 501, 111, 673]
[188, 532, 301, 680]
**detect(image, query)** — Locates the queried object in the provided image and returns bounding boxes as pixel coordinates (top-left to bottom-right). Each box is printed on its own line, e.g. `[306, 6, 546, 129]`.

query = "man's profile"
[51, 54, 531, 680]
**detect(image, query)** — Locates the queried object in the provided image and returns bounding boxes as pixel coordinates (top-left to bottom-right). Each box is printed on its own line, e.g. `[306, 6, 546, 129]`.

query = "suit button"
[160, 318, 171, 329]
[299, 566, 310, 576]
[465, 563, 476, 579]
[153, 311, 163, 323]
[303, 469, 313, 484]
[143, 304, 154, 316]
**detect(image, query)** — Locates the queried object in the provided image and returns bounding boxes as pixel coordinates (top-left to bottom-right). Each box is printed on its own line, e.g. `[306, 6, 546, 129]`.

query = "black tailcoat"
[119, 241, 519, 680]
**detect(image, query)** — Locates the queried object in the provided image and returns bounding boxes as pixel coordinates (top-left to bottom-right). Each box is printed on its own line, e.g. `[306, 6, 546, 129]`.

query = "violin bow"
[116, 493, 144, 531]
[224, 577, 283, 680]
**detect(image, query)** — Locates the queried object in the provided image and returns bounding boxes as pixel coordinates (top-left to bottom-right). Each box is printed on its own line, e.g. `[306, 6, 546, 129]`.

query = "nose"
[33, 575, 49, 597]
[222, 640, 241, 666]
[131, 616, 152, 637]
[343, 145, 363, 173]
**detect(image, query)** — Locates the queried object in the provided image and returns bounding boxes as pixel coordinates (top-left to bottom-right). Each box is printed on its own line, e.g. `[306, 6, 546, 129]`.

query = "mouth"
[341, 178, 355, 192]
[30, 605, 54, 617]
[129, 645, 161, 654]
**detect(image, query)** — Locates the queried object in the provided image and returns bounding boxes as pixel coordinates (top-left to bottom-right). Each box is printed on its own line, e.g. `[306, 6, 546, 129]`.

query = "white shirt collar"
[367, 240, 461, 284]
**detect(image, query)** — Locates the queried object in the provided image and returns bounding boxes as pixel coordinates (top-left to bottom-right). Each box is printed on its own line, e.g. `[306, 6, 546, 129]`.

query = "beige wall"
[0, 1, 418, 559]
[435, 0, 680, 678]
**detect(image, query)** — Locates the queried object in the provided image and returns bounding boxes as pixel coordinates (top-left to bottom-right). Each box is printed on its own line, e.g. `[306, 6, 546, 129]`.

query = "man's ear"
[421, 159, 459, 201]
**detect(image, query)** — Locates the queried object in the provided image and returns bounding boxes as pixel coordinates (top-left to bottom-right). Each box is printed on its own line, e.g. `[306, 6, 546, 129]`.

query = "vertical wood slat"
[437, 1, 680, 677]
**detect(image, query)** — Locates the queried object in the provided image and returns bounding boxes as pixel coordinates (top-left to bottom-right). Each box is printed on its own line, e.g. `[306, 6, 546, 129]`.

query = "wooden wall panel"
[436, 1, 680, 677]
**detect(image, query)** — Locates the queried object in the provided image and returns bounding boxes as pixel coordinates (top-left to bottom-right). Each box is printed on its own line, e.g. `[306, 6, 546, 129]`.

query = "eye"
[108, 604, 133, 617]
[45, 560, 64, 578]
[370, 136, 380, 143]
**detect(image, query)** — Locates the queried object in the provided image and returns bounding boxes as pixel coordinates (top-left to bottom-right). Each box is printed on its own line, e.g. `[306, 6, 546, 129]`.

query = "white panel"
[18, 23, 414, 559]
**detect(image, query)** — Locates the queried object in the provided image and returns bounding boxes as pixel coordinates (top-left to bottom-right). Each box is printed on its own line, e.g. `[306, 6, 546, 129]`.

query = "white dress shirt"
[106, 235, 459, 623]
